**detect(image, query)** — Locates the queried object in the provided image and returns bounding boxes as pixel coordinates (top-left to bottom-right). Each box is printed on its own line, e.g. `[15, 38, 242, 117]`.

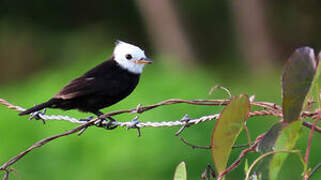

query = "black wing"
[54, 76, 96, 99]
[54, 60, 117, 100]
[53, 59, 140, 100]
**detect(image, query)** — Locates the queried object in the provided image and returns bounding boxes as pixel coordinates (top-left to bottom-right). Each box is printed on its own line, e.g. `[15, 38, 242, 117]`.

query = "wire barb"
[175, 114, 192, 136]
[1, 98, 321, 134]
[125, 116, 141, 137]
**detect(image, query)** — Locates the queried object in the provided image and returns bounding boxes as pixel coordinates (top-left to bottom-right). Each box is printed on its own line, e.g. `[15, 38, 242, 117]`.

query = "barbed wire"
[0, 97, 282, 138]
[1, 98, 320, 133]
[1, 97, 321, 180]
[0, 98, 221, 128]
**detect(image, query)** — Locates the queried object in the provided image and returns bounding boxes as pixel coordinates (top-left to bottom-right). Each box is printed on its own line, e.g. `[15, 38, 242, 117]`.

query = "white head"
[113, 41, 152, 74]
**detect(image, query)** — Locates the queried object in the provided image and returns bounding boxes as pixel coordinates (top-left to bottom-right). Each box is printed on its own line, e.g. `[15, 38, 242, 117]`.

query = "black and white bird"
[19, 41, 152, 128]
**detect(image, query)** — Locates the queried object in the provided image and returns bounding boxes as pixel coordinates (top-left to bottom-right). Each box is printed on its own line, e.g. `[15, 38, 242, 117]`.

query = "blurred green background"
[0, 0, 320, 179]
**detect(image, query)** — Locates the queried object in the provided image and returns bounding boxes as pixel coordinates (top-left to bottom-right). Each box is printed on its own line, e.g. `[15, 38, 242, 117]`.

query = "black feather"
[19, 99, 60, 115]
[19, 57, 140, 116]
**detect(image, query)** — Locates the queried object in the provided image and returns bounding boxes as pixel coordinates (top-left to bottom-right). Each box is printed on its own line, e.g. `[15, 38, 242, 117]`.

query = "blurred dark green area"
[0, 0, 320, 179]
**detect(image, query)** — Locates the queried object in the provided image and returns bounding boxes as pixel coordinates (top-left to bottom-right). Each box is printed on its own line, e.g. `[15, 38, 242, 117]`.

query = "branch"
[0, 118, 98, 173]
[180, 137, 250, 150]
[179, 137, 211, 149]
[304, 117, 320, 180]
[302, 121, 321, 134]
[217, 134, 265, 180]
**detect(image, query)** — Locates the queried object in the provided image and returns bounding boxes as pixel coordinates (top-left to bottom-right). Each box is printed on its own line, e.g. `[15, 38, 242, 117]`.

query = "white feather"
[113, 41, 148, 74]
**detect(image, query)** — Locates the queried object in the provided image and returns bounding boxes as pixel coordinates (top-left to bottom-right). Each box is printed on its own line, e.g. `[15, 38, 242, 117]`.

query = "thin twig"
[3, 169, 9, 180]
[302, 121, 321, 134]
[180, 137, 211, 149]
[232, 143, 251, 149]
[307, 162, 321, 180]
[0, 118, 99, 173]
[217, 134, 265, 180]
[304, 118, 320, 180]
[218, 143, 258, 180]
[180, 137, 250, 150]
[243, 124, 252, 145]
[208, 85, 232, 99]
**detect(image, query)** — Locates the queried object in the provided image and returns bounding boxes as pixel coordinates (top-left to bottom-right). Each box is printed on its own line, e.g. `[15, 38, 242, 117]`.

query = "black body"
[19, 58, 140, 116]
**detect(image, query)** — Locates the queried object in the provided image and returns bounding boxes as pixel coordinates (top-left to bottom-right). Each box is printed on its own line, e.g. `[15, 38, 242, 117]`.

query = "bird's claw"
[80, 116, 118, 130]
[104, 117, 118, 130]
[94, 117, 118, 130]
[105, 119, 118, 130]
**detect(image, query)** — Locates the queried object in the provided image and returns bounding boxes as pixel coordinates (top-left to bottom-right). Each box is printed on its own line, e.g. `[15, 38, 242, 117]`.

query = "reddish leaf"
[211, 94, 250, 174]
[282, 47, 316, 123]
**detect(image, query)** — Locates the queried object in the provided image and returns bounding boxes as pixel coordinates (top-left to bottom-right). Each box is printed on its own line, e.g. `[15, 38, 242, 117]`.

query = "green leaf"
[252, 121, 302, 180]
[252, 48, 315, 179]
[269, 120, 303, 180]
[211, 94, 250, 174]
[246, 150, 300, 180]
[174, 161, 187, 180]
[256, 123, 283, 153]
[305, 51, 321, 110]
[252, 123, 283, 179]
[244, 159, 249, 174]
[282, 47, 316, 123]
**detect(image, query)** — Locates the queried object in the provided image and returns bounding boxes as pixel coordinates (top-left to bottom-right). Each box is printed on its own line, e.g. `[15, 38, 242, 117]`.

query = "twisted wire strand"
[0, 98, 221, 128]
[3, 98, 319, 132]
[0, 98, 288, 130]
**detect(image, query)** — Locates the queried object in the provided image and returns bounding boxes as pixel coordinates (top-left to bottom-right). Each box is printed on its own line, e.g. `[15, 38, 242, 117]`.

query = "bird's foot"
[79, 116, 118, 130]
[104, 117, 119, 130]
[29, 109, 47, 124]
[93, 117, 118, 130]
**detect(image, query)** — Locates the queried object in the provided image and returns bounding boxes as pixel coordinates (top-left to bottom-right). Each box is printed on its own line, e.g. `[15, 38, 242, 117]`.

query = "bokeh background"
[1, 0, 321, 179]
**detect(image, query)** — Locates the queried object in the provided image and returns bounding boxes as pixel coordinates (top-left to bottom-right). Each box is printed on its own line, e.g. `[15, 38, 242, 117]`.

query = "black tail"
[19, 99, 57, 116]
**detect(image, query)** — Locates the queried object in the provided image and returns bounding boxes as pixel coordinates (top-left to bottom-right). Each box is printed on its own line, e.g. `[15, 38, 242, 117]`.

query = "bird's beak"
[135, 57, 153, 64]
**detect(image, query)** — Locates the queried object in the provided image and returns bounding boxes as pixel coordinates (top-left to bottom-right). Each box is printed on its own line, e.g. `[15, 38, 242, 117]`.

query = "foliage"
[172, 47, 321, 180]
[211, 94, 250, 174]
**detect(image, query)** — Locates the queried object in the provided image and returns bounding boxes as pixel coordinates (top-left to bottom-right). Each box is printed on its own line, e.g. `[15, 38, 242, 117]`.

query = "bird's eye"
[125, 54, 132, 60]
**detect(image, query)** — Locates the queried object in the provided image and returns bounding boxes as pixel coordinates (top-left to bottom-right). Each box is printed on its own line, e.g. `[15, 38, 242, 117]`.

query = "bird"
[19, 40, 152, 128]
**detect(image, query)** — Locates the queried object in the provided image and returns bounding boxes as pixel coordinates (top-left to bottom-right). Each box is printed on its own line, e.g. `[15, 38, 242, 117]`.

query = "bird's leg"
[94, 111, 118, 130]
[93, 111, 105, 127]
